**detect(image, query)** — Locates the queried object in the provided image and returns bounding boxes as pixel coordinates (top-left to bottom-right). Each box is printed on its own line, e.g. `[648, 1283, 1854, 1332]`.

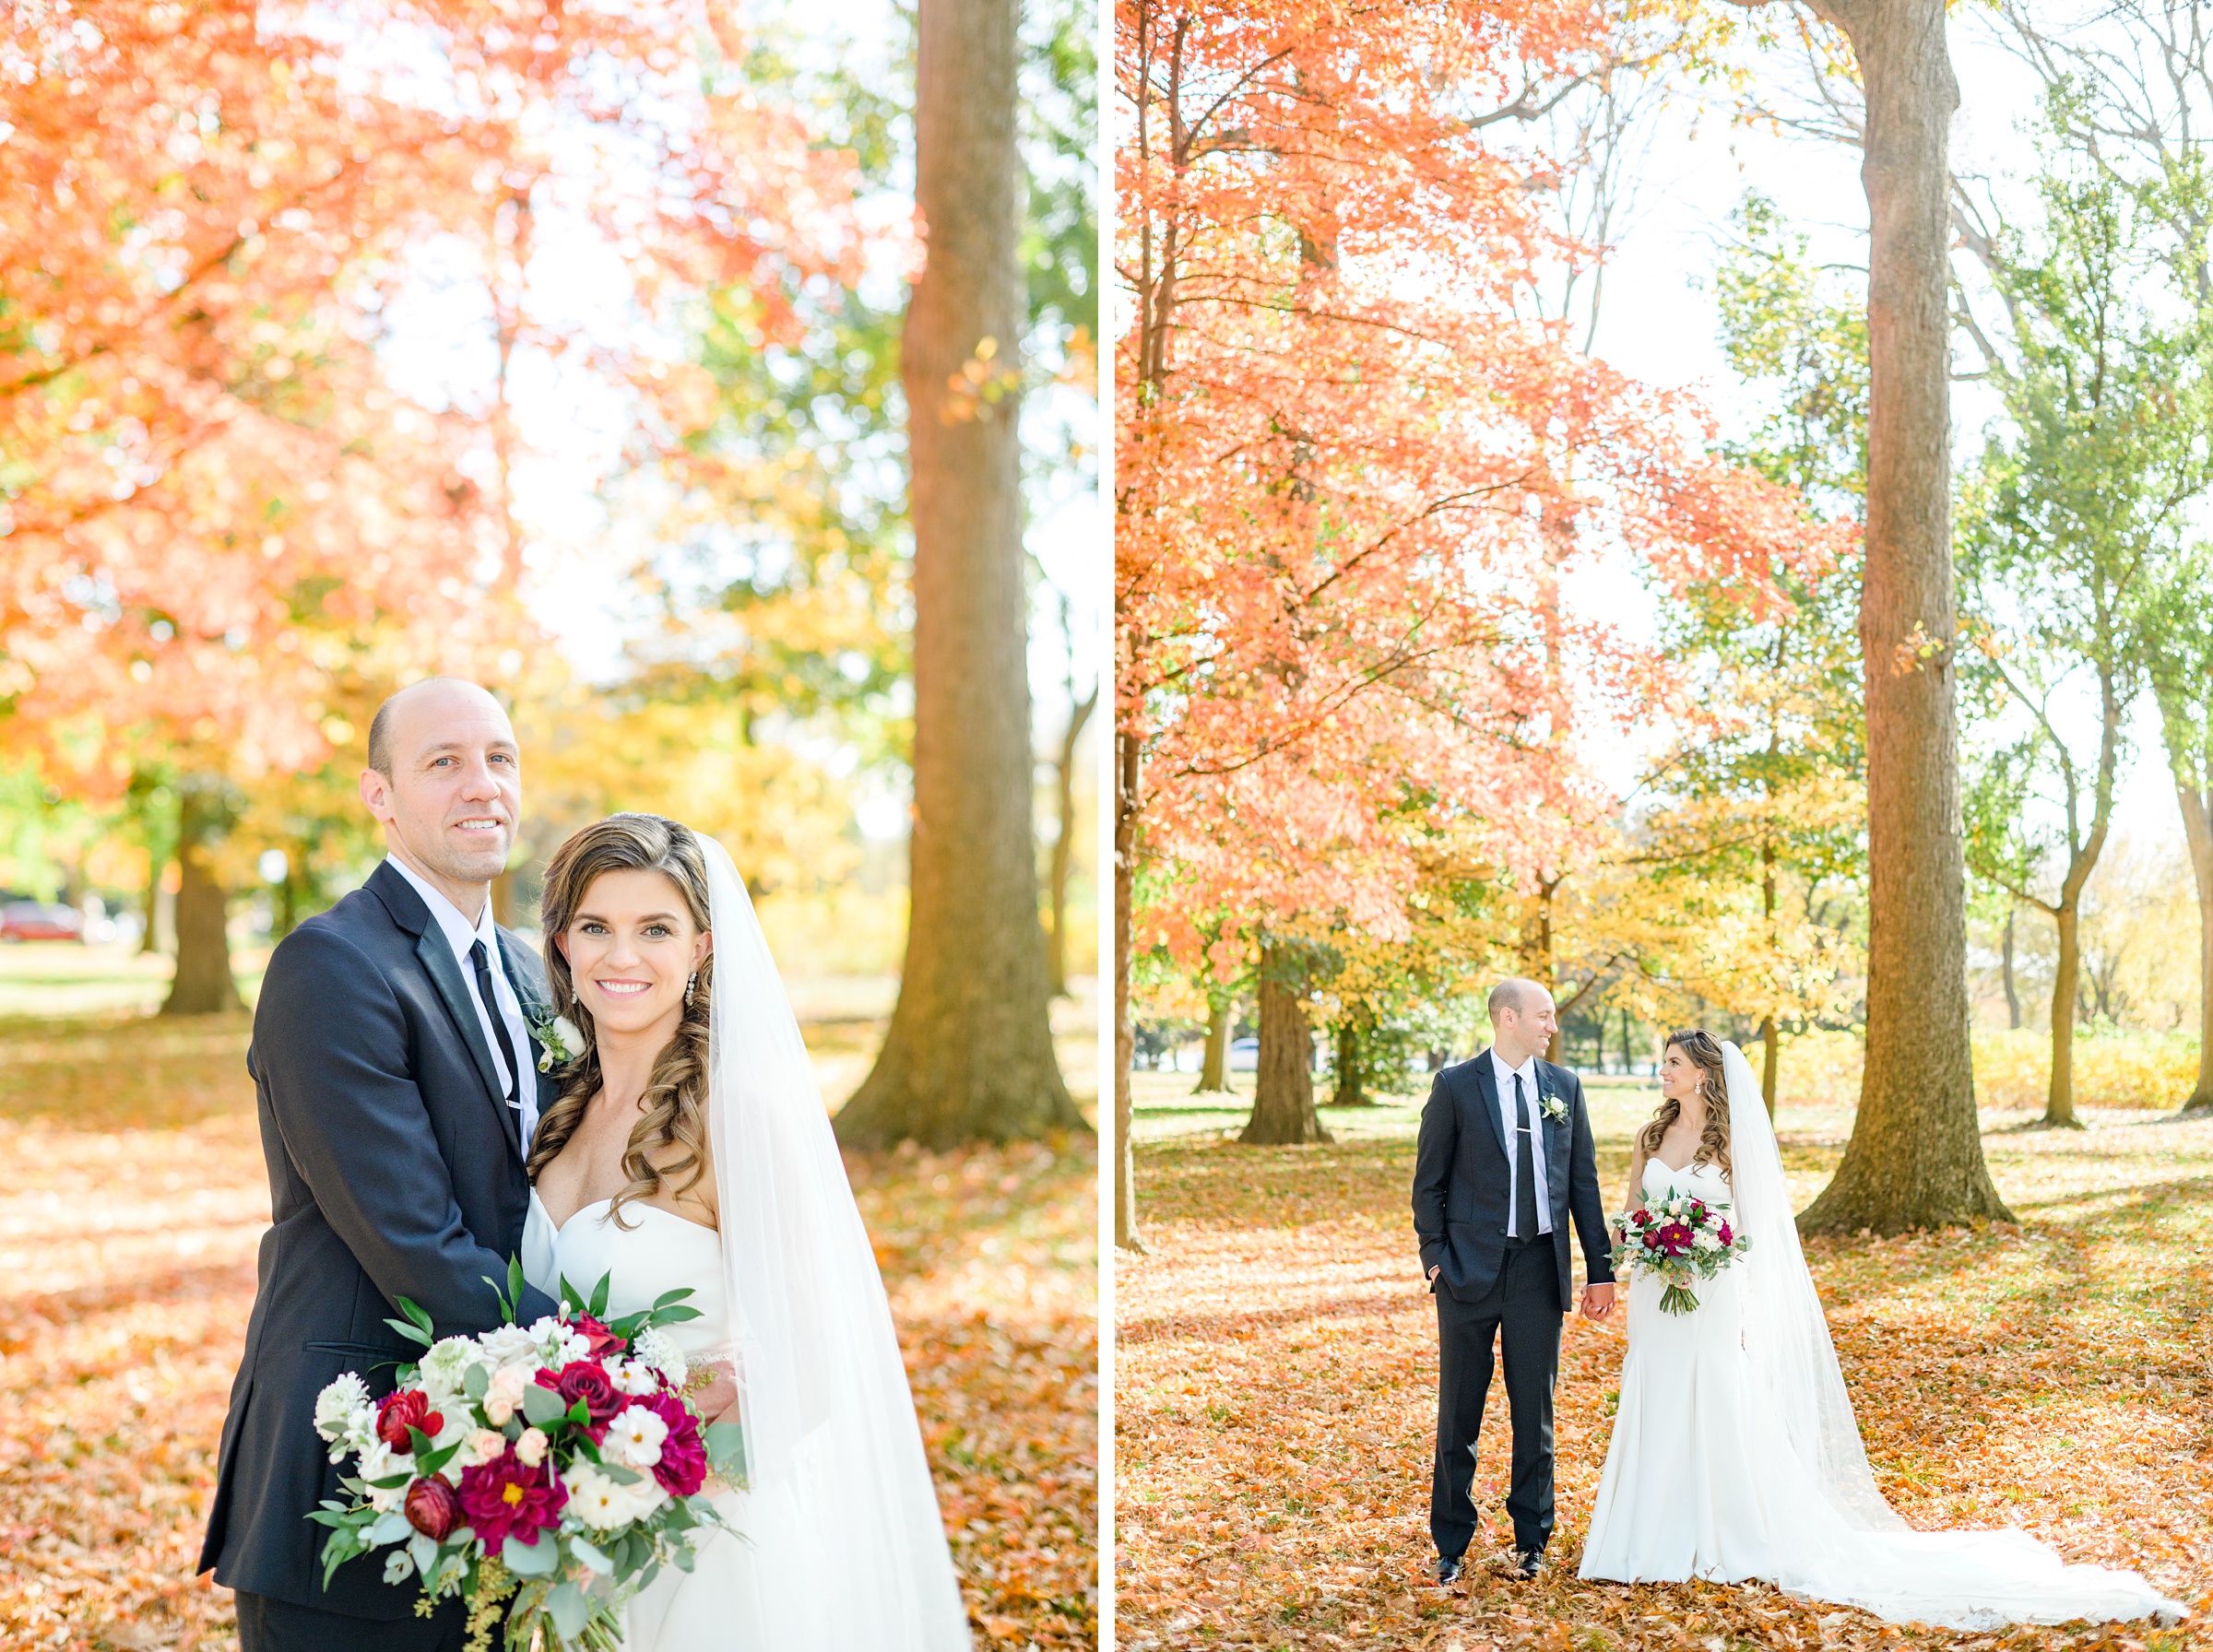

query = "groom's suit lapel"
[1472, 1048, 1510, 1162]
[368, 863, 522, 1161]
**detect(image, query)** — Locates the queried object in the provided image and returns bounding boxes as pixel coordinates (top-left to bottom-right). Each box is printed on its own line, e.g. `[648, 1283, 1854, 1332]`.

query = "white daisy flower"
[566, 1465, 659, 1530]
[603, 1404, 669, 1469]
[610, 1359, 659, 1398]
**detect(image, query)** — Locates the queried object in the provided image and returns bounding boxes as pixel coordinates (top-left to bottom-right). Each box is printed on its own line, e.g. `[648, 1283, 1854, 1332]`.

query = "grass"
[0, 996, 1097, 1651]
[1117, 1067, 2213, 1652]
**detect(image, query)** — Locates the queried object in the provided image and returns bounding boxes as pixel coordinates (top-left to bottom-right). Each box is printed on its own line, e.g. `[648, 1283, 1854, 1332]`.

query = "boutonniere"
[1539, 1091, 1568, 1124]
[525, 1006, 584, 1071]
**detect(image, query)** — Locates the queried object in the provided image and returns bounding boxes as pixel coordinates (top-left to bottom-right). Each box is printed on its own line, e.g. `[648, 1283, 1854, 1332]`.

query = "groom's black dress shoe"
[1436, 1555, 1464, 1587]
[1514, 1550, 1544, 1579]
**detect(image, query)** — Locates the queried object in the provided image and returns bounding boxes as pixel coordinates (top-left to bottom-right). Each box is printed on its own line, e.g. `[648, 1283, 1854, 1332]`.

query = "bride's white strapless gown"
[522, 1189, 757, 1650]
[1580, 1158, 2180, 1629]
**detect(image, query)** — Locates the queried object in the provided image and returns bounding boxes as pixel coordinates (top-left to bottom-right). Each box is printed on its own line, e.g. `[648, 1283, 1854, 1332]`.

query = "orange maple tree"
[1111, 0, 1846, 1226]
[0, 1, 853, 1009]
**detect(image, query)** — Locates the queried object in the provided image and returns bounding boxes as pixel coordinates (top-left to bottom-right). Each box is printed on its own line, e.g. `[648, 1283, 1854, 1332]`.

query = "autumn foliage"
[1113, 0, 1847, 978]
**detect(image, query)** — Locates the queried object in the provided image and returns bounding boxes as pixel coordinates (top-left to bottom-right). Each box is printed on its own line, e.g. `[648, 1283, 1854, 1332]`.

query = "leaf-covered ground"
[0, 1012, 1096, 1651]
[1117, 1072, 2212, 1652]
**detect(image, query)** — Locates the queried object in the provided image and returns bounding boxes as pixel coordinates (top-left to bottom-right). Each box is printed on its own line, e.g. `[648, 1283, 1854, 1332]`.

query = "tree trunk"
[274, 852, 301, 942]
[140, 849, 166, 955]
[2179, 778, 2213, 1113]
[161, 780, 243, 1017]
[1194, 989, 1231, 1093]
[1114, 731, 1143, 1250]
[2044, 902, 2081, 1127]
[1046, 688, 1096, 997]
[836, 0, 1083, 1148]
[1760, 1016, 1780, 1120]
[1593, 1012, 1604, 1077]
[1240, 946, 1330, 1145]
[1331, 1019, 1366, 1108]
[1797, 0, 2012, 1233]
[2001, 905, 2021, 1030]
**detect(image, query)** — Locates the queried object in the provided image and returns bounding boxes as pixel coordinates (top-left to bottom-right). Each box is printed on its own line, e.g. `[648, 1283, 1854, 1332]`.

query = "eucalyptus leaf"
[547, 1578, 588, 1638]
[367, 1509, 413, 1545]
[522, 1381, 569, 1428]
[463, 1363, 491, 1402]
[568, 1534, 613, 1575]
[503, 1532, 560, 1577]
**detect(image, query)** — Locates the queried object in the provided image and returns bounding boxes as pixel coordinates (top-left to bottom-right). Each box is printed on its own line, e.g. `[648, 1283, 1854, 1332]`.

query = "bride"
[517, 812, 971, 1649]
[1580, 1029, 2183, 1629]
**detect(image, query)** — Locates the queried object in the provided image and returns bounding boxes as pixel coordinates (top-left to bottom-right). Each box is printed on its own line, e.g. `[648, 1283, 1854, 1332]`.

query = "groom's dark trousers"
[1413, 1049, 1614, 1562]
[196, 861, 561, 1651]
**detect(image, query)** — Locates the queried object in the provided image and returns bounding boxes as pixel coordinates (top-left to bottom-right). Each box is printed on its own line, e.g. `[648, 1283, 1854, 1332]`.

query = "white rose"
[515, 1426, 550, 1469]
[549, 1015, 583, 1061]
[478, 1324, 545, 1374]
[602, 1405, 669, 1469]
[632, 1328, 687, 1388]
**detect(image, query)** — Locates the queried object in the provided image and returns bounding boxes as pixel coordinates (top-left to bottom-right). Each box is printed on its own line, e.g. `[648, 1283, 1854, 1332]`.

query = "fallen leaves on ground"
[0, 1014, 1096, 1651]
[1117, 1080, 2212, 1652]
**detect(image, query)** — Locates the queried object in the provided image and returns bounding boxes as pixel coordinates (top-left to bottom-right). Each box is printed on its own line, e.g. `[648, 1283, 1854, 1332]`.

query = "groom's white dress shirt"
[385, 855, 540, 1149]
[1490, 1048, 1554, 1237]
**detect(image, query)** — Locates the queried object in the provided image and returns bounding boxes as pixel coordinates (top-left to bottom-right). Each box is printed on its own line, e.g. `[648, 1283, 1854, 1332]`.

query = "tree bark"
[1760, 842, 1779, 1116]
[2046, 902, 2080, 1127]
[2179, 779, 2213, 1113]
[2001, 905, 2021, 1030]
[1115, 731, 1144, 1249]
[1046, 686, 1095, 997]
[140, 849, 166, 955]
[1796, 0, 2013, 1233]
[1240, 945, 1330, 1145]
[1194, 988, 1231, 1093]
[1330, 1019, 1366, 1108]
[161, 779, 243, 1017]
[836, 0, 1083, 1149]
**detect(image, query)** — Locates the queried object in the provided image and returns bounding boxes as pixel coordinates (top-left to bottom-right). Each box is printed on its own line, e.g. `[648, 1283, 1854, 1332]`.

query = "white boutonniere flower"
[1540, 1091, 1568, 1124]
[526, 1007, 583, 1071]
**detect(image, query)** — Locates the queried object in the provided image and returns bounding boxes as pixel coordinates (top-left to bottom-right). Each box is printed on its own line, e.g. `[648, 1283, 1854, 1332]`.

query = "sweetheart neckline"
[529, 1187, 718, 1239]
[1646, 1154, 1722, 1178]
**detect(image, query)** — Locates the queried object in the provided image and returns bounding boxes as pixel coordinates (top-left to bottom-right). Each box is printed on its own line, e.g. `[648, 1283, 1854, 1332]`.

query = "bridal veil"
[1717, 1040, 2182, 1628]
[699, 835, 971, 1649]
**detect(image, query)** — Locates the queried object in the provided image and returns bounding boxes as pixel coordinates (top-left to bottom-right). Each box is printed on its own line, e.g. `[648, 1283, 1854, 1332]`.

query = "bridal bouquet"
[1610, 1190, 1752, 1316]
[309, 1261, 747, 1652]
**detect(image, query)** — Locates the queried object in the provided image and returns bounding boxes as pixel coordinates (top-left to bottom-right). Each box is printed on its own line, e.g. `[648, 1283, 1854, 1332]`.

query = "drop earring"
[684, 971, 697, 1006]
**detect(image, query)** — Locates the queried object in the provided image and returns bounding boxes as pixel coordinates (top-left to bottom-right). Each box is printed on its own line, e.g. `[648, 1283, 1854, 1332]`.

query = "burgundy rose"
[375, 1388, 444, 1451]
[456, 1453, 566, 1549]
[569, 1314, 627, 1359]
[533, 1359, 621, 1440]
[638, 1390, 707, 1497]
[403, 1474, 461, 1540]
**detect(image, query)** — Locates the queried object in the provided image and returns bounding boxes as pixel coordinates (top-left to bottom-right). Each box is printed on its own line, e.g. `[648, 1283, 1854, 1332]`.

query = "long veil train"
[1713, 1040, 2182, 1629]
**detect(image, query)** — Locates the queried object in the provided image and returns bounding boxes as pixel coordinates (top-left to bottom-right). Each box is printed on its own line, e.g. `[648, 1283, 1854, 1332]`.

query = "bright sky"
[1569, 6, 2183, 853]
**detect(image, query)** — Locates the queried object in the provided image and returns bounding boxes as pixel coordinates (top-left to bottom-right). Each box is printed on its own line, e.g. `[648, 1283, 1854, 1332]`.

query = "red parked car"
[0, 901, 84, 941]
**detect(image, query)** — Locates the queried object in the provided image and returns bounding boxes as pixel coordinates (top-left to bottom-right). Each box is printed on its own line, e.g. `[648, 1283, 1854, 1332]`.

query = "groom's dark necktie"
[469, 938, 520, 1108]
[1513, 1071, 1537, 1241]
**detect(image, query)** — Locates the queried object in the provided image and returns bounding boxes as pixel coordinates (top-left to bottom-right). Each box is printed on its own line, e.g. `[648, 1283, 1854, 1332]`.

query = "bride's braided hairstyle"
[527, 813, 714, 1228]
[1639, 1027, 1732, 1175]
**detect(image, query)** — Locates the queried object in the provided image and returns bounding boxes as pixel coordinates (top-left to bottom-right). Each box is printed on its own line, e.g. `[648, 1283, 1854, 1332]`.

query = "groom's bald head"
[1488, 977, 1556, 1066]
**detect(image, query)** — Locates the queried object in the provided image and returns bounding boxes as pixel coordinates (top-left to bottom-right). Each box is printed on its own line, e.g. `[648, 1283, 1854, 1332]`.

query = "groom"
[1412, 977, 1614, 1584]
[197, 678, 562, 1651]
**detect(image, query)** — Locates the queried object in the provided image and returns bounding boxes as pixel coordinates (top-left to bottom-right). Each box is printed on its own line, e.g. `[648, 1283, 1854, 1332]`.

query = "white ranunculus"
[358, 1439, 415, 1512]
[603, 1404, 669, 1469]
[415, 1337, 482, 1407]
[632, 1328, 688, 1388]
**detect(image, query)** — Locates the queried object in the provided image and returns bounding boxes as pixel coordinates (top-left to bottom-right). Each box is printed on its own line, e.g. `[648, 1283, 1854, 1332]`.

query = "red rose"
[375, 1388, 444, 1451]
[638, 1390, 707, 1497]
[569, 1314, 627, 1359]
[533, 1360, 621, 1440]
[403, 1474, 461, 1540]
[456, 1453, 566, 1549]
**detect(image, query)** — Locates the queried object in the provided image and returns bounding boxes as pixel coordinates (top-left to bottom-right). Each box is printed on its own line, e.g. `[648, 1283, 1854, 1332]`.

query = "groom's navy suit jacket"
[197, 861, 562, 1618]
[1411, 1049, 1614, 1313]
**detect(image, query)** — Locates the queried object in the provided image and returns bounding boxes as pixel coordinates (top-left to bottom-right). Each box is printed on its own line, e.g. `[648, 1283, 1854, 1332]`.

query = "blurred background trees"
[0, 0, 1099, 1141]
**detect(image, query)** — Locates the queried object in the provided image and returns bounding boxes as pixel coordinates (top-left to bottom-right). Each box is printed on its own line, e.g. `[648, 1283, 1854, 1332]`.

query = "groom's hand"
[1578, 1282, 1615, 1320]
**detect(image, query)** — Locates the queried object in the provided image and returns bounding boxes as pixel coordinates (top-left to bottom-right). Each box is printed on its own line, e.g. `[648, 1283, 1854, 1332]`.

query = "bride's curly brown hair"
[526, 813, 714, 1229]
[1638, 1027, 1732, 1176]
